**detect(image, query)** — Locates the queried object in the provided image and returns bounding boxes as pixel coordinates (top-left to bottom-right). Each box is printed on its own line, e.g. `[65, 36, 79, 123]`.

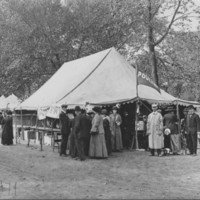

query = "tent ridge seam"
[56, 48, 113, 103]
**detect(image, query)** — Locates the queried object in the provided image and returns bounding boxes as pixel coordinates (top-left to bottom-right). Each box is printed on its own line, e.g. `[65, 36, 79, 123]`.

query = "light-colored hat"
[152, 103, 158, 108]
[87, 110, 94, 114]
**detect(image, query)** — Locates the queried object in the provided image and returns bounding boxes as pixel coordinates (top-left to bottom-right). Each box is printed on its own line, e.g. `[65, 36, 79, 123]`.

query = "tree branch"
[154, 0, 181, 46]
[151, 3, 162, 18]
[76, 36, 87, 58]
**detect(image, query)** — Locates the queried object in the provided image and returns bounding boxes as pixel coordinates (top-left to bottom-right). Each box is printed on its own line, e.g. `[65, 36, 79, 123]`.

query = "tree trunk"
[149, 44, 159, 86]
[147, 0, 159, 86]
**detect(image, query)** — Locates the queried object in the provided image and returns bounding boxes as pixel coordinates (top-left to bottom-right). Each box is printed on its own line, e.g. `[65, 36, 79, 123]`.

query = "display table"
[27, 127, 60, 151]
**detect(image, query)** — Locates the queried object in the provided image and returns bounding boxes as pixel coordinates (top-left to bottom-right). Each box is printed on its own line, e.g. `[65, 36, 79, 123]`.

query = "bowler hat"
[165, 106, 175, 112]
[75, 106, 81, 111]
[92, 106, 101, 113]
[101, 109, 107, 115]
[188, 105, 196, 110]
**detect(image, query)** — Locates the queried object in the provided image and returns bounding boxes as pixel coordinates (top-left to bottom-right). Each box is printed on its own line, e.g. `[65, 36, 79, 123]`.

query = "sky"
[190, 0, 200, 31]
[168, 0, 200, 31]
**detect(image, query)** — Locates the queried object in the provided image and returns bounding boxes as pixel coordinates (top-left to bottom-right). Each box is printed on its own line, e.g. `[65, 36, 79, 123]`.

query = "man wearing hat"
[147, 104, 164, 156]
[84, 110, 94, 156]
[59, 104, 70, 156]
[185, 105, 200, 156]
[73, 106, 88, 161]
[110, 106, 123, 151]
[163, 106, 180, 154]
[181, 107, 189, 154]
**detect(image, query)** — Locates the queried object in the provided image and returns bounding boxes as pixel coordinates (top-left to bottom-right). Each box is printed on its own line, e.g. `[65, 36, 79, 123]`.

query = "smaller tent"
[0, 94, 21, 110]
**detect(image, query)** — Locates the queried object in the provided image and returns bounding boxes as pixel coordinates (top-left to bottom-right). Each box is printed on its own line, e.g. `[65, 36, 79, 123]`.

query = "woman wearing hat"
[110, 106, 123, 151]
[89, 107, 108, 158]
[102, 109, 112, 155]
[163, 106, 180, 155]
[1, 110, 13, 145]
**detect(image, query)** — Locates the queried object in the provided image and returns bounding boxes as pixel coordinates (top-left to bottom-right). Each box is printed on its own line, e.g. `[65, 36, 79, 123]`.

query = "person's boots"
[150, 149, 155, 156]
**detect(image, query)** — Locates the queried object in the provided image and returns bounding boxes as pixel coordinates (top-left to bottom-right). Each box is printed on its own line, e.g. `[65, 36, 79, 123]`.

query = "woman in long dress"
[163, 106, 181, 154]
[1, 110, 13, 145]
[89, 107, 108, 158]
[110, 106, 123, 151]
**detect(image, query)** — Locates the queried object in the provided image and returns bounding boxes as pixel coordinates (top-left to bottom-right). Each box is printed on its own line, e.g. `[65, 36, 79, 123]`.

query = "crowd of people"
[1, 103, 199, 159]
[59, 104, 126, 161]
[146, 104, 200, 156]
[59, 102, 200, 160]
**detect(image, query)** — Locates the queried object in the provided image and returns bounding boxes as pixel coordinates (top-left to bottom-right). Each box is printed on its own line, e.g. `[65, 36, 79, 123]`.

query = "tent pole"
[135, 63, 139, 150]
[135, 100, 139, 150]
[20, 108, 23, 141]
[176, 101, 182, 153]
[176, 101, 181, 133]
[13, 110, 17, 144]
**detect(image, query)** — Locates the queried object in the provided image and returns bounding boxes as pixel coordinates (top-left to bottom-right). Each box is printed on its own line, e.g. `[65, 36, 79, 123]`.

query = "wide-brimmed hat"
[6, 110, 12, 115]
[188, 105, 196, 110]
[112, 106, 118, 111]
[87, 110, 94, 114]
[92, 106, 101, 113]
[165, 106, 175, 112]
[75, 106, 81, 112]
[101, 109, 107, 115]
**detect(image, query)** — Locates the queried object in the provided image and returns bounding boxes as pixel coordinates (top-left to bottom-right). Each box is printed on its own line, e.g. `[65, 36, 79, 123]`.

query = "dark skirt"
[1, 117, 13, 145]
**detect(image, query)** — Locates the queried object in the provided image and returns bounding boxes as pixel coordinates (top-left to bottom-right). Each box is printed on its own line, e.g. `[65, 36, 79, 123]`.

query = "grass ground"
[0, 142, 200, 199]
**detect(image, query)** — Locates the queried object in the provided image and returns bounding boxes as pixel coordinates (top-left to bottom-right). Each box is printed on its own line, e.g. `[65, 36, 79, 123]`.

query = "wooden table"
[28, 127, 60, 151]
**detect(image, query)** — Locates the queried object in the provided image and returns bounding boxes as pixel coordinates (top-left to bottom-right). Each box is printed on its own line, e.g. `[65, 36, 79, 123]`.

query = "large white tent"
[16, 47, 200, 111]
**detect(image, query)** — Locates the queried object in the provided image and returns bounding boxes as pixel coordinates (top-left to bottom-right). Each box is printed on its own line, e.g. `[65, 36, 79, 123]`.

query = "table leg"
[27, 131, 30, 147]
[40, 132, 43, 151]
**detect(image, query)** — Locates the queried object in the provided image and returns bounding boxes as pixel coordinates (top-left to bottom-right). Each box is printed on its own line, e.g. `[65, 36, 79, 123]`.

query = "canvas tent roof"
[16, 47, 200, 110]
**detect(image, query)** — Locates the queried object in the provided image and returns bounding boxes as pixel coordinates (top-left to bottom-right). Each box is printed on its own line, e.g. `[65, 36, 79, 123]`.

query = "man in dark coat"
[69, 116, 77, 158]
[84, 111, 93, 156]
[185, 105, 200, 156]
[121, 111, 132, 149]
[181, 108, 188, 153]
[73, 106, 88, 161]
[59, 104, 70, 157]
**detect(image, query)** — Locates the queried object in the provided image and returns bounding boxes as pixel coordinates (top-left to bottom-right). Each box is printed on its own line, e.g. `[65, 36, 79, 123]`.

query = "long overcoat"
[147, 111, 164, 149]
[110, 113, 123, 151]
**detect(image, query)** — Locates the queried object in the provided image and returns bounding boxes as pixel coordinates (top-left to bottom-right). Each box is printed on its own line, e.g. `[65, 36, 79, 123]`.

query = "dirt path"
[0, 143, 200, 199]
